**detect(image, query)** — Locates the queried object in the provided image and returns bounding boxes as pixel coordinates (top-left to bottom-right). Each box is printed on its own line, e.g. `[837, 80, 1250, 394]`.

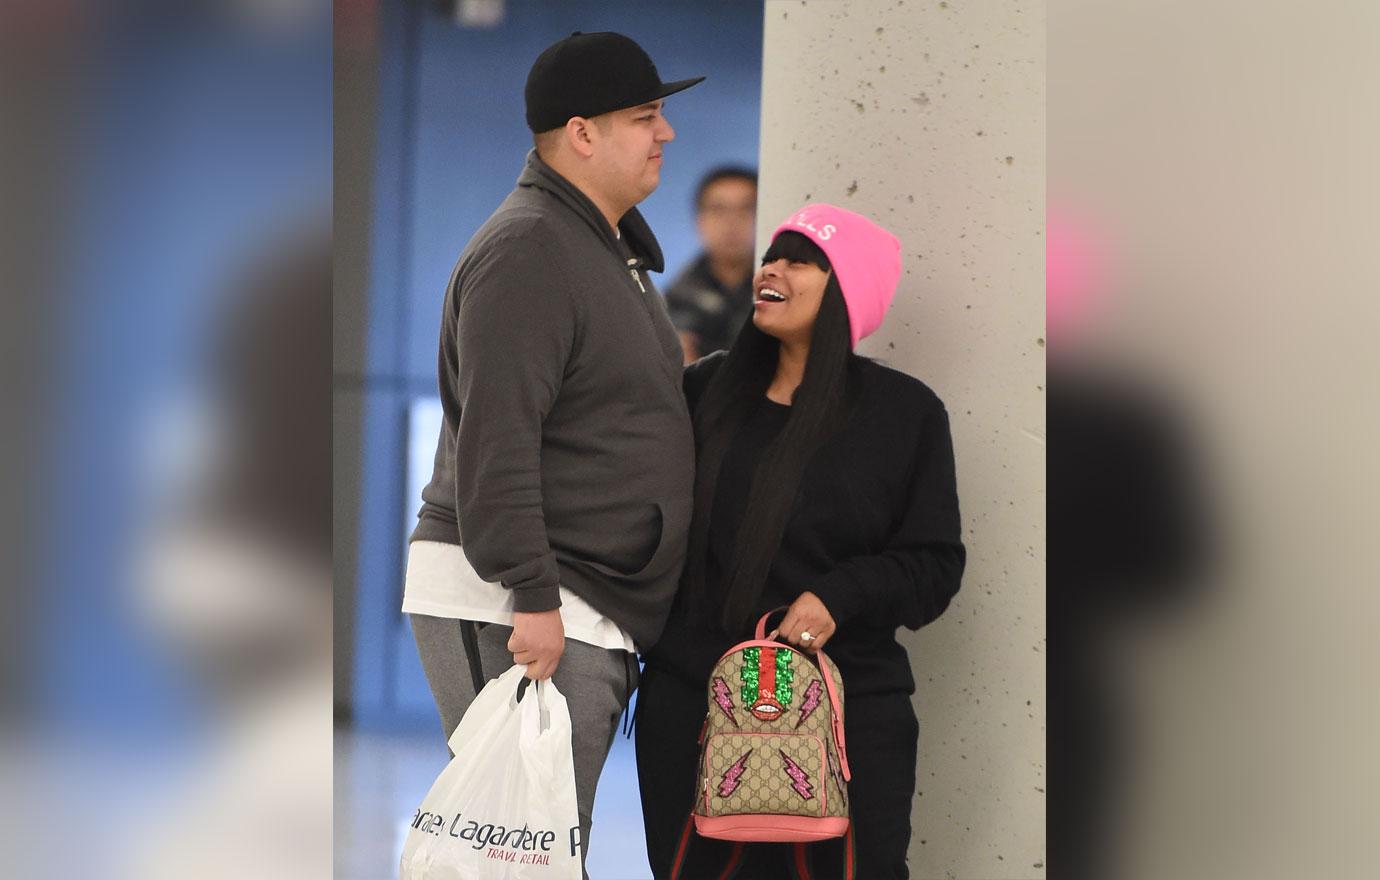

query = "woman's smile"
[754, 284, 788, 306]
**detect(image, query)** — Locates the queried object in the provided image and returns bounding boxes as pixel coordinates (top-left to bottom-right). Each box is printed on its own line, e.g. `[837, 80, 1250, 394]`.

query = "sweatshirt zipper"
[623, 253, 680, 385]
[627, 258, 647, 293]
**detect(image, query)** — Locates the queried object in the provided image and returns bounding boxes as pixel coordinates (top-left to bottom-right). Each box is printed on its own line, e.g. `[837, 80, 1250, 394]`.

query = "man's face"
[696, 178, 757, 264]
[590, 100, 675, 209]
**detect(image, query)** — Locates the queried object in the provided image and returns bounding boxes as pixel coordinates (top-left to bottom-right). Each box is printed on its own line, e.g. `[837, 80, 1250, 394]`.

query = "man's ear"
[565, 116, 596, 159]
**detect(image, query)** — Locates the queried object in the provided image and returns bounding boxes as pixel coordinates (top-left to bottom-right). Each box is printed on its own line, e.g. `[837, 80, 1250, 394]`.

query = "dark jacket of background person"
[411, 149, 695, 650]
[646, 351, 966, 695]
[663, 254, 755, 358]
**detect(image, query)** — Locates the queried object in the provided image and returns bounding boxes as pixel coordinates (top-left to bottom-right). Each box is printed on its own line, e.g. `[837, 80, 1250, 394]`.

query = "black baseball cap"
[525, 31, 705, 133]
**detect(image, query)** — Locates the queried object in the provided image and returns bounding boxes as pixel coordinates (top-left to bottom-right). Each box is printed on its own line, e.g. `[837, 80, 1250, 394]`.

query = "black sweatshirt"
[646, 351, 965, 697]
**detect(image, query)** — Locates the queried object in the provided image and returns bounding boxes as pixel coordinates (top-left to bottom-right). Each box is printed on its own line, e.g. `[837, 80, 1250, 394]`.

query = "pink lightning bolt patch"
[711, 676, 737, 726]
[795, 679, 823, 728]
[781, 751, 815, 800]
[718, 749, 752, 798]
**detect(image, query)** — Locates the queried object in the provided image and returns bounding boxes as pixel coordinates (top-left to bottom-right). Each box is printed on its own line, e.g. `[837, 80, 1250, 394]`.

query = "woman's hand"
[769, 591, 837, 653]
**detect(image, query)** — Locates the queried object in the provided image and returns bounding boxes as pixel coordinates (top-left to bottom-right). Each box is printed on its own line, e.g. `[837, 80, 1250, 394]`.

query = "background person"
[664, 166, 758, 363]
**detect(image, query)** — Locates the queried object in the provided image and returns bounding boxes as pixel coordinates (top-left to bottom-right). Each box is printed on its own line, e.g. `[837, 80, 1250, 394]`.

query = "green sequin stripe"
[775, 647, 794, 705]
[740, 648, 760, 705]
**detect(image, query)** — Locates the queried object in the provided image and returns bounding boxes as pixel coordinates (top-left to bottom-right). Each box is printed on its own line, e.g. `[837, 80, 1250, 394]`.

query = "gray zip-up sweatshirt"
[411, 150, 695, 650]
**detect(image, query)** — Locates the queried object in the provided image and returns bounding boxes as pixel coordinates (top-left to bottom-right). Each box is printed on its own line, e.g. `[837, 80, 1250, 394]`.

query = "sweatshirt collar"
[516, 149, 666, 273]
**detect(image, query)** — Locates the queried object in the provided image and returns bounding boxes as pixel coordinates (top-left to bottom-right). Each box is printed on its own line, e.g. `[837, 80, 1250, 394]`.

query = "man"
[402, 31, 702, 873]
[663, 166, 758, 362]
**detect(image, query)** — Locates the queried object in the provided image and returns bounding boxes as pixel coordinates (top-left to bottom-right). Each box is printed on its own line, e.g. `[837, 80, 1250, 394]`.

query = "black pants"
[636, 663, 920, 879]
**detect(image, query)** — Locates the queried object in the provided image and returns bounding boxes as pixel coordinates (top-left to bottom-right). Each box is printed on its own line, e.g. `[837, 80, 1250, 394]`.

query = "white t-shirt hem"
[402, 540, 638, 654]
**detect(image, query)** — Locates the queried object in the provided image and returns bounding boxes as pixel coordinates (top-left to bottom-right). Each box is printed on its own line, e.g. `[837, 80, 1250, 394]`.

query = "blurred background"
[1, 0, 331, 878]
[1048, 3, 1380, 879]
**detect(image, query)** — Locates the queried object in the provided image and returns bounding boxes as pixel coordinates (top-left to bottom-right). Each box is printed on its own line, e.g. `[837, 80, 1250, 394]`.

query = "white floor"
[335, 725, 654, 880]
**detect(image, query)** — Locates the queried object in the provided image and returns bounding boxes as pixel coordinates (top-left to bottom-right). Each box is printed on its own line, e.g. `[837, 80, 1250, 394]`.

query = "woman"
[636, 204, 966, 879]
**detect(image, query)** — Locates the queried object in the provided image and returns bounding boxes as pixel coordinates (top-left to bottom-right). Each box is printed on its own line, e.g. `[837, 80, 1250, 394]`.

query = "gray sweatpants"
[409, 615, 638, 876]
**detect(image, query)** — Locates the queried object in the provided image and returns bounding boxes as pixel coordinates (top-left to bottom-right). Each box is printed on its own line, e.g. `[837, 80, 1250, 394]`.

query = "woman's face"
[751, 256, 830, 346]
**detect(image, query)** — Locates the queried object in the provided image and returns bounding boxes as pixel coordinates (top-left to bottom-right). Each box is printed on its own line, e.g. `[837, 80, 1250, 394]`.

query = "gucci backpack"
[684, 609, 852, 847]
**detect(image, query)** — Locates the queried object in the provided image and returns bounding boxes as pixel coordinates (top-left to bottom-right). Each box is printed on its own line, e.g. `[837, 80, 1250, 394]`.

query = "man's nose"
[656, 116, 675, 142]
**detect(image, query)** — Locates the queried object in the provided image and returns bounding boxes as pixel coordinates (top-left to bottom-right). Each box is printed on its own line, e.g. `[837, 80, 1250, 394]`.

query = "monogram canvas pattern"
[703, 734, 829, 817]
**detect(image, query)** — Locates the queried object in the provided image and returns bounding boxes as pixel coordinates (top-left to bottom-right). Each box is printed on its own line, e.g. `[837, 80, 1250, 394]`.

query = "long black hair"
[682, 231, 861, 634]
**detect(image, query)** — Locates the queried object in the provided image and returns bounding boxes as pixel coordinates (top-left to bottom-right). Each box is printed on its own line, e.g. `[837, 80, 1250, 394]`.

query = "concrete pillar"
[758, 2, 1045, 876]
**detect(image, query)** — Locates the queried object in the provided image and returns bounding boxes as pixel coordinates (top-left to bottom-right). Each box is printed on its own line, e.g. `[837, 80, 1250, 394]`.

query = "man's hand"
[769, 591, 837, 653]
[509, 609, 565, 680]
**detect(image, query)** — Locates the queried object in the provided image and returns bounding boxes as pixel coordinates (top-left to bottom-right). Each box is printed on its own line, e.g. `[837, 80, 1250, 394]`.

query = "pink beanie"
[771, 203, 902, 348]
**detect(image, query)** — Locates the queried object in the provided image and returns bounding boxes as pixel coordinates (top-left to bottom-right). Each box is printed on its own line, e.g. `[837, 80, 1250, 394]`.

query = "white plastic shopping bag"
[399, 665, 582, 880]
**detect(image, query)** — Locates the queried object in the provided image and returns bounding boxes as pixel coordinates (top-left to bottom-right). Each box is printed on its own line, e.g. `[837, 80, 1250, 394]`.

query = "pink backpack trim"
[694, 814, 851, 843]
